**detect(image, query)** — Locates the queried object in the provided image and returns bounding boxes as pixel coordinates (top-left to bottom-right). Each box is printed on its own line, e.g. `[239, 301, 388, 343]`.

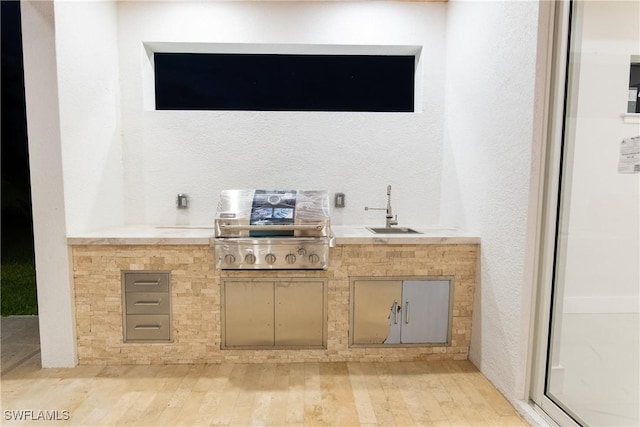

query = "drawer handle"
[134, 301, 161, 306]
[133, 281, 160, 286]
[134, 325, 161, 330]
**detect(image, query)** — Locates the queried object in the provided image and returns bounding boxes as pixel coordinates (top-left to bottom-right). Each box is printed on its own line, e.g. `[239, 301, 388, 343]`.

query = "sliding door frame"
[529, 1, 582, 425]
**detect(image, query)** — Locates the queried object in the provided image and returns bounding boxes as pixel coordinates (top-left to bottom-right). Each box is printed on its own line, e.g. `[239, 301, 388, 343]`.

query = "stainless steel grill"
[212, 189, 332, 269]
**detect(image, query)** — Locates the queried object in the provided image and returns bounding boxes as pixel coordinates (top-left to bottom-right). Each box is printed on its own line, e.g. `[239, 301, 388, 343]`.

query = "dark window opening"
[628, 62, 640, 113]
[154, 53, 415, 112]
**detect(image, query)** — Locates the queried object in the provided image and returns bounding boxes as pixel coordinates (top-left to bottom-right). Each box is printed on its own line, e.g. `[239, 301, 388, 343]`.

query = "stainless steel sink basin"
[367, 227, 422, 234]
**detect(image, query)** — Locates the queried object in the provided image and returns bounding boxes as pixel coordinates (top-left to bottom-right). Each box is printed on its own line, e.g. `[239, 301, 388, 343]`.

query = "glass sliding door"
[535, 1, 640, 425]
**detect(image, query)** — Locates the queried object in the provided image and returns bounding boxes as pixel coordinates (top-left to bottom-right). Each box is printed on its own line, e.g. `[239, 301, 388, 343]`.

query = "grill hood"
[214, 189, 331, 238]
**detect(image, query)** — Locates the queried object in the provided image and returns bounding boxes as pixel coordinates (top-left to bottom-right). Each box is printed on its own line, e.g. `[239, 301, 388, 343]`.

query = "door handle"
[392, 300, 399, 324]
[405, 300, 409, 324]
[134, 301, 161, 306]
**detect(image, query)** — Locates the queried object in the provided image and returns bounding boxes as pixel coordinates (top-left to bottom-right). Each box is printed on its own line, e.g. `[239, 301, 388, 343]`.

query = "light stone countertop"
[67, 225, 479, 245]
[66, 225, 215, 245]
[332, 225, 479, 245]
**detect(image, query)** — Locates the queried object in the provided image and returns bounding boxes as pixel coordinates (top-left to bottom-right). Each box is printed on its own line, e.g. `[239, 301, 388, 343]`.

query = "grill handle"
[218, 224, 324, 232]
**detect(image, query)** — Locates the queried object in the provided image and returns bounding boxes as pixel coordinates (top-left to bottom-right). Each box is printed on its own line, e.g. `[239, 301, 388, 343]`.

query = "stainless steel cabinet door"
[224, 281, 274, 347]
[352, 280, 403, 345]
[400, 280, 450, 344]
[275, 281, 324, 346]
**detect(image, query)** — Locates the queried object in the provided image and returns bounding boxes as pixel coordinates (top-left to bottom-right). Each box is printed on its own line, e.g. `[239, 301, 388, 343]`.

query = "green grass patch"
[1, 258, 38, 315]
[1, 215, 38, 316]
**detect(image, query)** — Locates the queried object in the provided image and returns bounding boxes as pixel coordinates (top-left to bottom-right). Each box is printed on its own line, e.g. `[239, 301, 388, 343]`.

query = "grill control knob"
[285, 253, 296, 264]
[265, 253, 277, 264]
[224, 254, 236, 265]
[297, 248, 307, 256]
[308, 253, 320, 265]
[244, 253, 257, 264]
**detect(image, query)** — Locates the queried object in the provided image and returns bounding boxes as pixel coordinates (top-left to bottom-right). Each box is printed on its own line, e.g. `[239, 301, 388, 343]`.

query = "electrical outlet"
[177, 193, 189, 209]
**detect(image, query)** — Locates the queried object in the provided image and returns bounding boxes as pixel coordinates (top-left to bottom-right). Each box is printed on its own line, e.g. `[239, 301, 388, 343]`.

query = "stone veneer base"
[72, 244, 478, 365]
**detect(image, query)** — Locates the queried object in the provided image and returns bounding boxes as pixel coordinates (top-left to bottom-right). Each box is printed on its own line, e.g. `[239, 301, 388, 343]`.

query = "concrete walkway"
[0, 315, 41, 376]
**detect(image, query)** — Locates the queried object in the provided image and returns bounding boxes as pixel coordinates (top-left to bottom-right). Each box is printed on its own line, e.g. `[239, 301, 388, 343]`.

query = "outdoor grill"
[212, 189, 333, 269]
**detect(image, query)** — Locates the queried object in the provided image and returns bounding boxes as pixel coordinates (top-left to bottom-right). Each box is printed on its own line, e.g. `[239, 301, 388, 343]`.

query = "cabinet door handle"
[393, 300, 399, 324]
[134, 281, 160, 286]
[134, 301, 161, 306]
[405, 300, 410, 324]
[134, 325, 161, 330]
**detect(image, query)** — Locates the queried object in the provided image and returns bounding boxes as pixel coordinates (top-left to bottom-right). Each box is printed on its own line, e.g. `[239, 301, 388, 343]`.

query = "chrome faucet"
[365, 184, 399, 228]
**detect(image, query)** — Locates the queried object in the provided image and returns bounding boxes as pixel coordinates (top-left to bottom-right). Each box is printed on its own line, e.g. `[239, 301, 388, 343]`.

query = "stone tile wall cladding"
[72, 244, 478, 365]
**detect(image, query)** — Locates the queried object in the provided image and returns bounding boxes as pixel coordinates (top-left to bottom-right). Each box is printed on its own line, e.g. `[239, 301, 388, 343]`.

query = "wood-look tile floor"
[1, 317, 528, 427]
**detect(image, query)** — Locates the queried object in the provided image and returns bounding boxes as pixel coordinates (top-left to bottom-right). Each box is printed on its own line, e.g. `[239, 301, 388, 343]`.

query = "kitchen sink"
[367, 227, 422, 234]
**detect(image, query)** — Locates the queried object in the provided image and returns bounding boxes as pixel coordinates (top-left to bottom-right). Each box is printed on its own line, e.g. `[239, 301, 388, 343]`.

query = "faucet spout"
[365, 184, 399, 228]
[385, 185, 398, 227]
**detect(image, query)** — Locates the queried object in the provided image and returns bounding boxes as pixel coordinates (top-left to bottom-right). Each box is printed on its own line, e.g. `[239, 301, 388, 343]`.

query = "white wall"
[441, 0, 540, 402]
[559, 1, 640, 314]
[54, 0, 124, 235]
[21, 0, 77, 367]
[116, 1, 447, 227]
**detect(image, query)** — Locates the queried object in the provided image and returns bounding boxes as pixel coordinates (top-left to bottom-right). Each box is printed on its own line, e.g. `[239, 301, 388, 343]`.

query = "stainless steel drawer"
[125, 292, 170, 315]
[124, 272, 169, 293]
[125, 314, 170, 341]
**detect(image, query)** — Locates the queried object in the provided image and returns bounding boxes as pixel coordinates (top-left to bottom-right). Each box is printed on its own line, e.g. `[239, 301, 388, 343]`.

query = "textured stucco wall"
[116, 1, 447, 227]
[441, 0, 540, 402]
[54, 1, 124, 234]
